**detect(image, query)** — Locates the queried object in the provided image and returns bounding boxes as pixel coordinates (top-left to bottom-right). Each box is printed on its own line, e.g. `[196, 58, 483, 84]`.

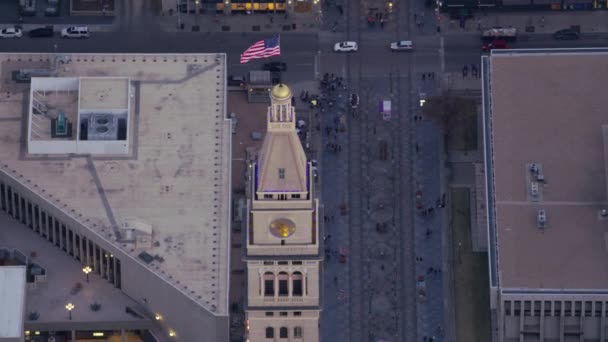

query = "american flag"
[240, 35, 281, 64]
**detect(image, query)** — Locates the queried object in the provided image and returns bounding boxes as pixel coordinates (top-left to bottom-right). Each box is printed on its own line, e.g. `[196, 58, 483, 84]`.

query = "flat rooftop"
[0, 265, 25, 339]
[0, 53, 230, 315]
[489, 51, 608, 289]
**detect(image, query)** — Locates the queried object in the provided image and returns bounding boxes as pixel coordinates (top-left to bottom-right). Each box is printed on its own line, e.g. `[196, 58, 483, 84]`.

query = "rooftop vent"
[530, 182, 539, 197]
[537, 209, 547, 228]
[87, 114, 118, 141]
[530, 163, 539, 174]
[600, 209, 608, 219]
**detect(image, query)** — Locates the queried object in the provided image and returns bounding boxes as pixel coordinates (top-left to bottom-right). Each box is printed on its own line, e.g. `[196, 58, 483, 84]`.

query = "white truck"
[481, 27, 517, 42]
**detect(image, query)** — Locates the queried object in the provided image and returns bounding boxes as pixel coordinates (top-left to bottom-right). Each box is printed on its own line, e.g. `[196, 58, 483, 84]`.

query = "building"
[0, 53, 231, 341]
[482, 48, 608, 342]
[0, 266, 26, 342]
[244, 84, 321, 341]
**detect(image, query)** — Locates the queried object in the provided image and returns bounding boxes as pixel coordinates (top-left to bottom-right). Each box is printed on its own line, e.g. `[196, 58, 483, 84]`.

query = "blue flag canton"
[264, 36, 280, 49]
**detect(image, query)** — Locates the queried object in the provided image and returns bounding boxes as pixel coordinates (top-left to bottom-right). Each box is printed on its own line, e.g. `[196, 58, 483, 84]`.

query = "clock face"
[269, 218, 296, 238]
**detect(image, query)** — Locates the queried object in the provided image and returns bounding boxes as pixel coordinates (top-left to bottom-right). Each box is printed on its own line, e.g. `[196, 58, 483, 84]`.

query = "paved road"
[0, 31, 319, 85]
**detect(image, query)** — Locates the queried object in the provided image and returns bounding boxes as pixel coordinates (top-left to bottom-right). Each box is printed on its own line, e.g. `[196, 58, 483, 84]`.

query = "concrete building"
[0, 53, 231, 341]
[0, 266, 26, 342]
[244, 84, 321, 341]
[482, 48, 608, 342]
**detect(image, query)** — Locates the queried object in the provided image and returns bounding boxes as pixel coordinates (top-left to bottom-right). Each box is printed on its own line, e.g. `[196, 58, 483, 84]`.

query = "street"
[2, 6, 608, 341]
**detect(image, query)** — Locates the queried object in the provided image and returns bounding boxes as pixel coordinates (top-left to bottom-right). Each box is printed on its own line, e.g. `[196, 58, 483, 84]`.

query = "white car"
[0, 27, 22, 39]
[61, 26, 89, 39]
[334, 41, 358, 52]
[390, 40, 414, 51]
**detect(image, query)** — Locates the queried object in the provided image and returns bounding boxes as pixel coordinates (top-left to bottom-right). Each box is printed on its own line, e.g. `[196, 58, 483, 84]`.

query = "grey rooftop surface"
[0, 53, 231, 315]
[489, 51, 608, 290]
[0, 265, 25, 338]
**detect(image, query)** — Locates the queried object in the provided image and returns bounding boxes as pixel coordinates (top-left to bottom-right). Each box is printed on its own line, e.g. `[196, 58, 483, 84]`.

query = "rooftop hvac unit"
[536, 173, 545, 182]
[530, 163, 539, 174]
[537, 209, 547, 228]
[530, 182, 539, 197]
[601, 209, 608, 218]
[87, 114, 118, 141]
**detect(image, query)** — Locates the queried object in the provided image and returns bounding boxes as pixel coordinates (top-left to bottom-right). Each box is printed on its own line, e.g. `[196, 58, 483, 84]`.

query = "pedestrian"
[415, 143, 419, 153]
[422, 73, 426, 81]
[436, 198, 441, 208]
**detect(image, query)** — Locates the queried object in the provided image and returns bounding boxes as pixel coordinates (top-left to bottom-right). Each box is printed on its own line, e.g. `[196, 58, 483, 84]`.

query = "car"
[482, 39, 508, 52]
[61, 26, 89, 39]
[390, 40, 414, 51]
[28, 27, 54, 38]
[262, 61, 287, 72]
[553, 29, 579, 40]
[0, 27, 22, 38]
[334, 41, 358, 52]
[227, 75, 246, 88]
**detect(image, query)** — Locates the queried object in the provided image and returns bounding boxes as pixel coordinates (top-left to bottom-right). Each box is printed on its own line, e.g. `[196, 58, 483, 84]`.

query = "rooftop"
[0, 265, 25, 338]
[488, 50, 608, 289]
[0, 53, 231, 315]
[0, 214, 150, 326]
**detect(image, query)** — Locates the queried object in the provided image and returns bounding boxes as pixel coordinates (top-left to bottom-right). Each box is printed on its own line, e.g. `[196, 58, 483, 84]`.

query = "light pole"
[82, 266, 92, 283]
[65, 303, 74, 320]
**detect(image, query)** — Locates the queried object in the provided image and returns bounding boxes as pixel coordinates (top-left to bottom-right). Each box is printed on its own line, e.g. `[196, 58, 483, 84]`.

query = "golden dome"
[269, 218, 296, 238]
[271, 84, 292, 101]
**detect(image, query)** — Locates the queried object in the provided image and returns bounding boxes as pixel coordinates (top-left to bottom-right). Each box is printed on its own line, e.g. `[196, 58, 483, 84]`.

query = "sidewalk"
[157, 11, 322, 33]
[440, 10, 608, 34]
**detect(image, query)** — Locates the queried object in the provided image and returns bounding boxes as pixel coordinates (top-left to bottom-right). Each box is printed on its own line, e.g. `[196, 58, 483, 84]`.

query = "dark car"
[553, 29, 579, 40]
[262, 61, 287, 72]
[227, 75, 246, 88]
[28, 27, 54, 38]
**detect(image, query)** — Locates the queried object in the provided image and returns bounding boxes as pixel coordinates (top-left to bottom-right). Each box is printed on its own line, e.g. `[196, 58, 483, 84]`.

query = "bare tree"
[422, 90, 477, 153]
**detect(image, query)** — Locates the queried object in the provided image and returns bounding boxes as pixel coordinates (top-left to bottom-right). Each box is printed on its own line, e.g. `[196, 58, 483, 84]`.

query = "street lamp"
[82, 266, 92, 283]
[65, 303, 74, 320]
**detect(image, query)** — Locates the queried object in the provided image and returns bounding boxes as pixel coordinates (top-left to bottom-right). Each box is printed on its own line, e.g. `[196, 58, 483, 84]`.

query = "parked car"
[553, 29, 579, 40]
[390, 40, 414, 51]
[482, 39, 508, 52]
[28, 27, 54, 38]
[334, 41, 358, 52]
[227, 75, 246, 88]
[262, 61, 287, 72]
[61, 26, 89, 38]
[0, 27, 22, 38]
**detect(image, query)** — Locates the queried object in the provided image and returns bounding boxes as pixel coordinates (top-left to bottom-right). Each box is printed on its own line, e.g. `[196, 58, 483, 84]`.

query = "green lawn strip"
[452, 187, 491, 342]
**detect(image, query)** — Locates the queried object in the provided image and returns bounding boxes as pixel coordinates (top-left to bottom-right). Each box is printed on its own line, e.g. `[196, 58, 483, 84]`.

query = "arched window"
[264, 272, 275, 297]
[278, 272, 289, 296]
[279, 327, 288, 338]
[294, 326, 303, 338]
[265, 327, 274, 338]
[292, 271, 303, 296]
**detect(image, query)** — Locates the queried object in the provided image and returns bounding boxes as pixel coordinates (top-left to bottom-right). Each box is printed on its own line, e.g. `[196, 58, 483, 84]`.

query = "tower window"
[265, 312, 274, 317]
[264, 194, 273, 199]
[291, 194, 301, 199]
[265, 327, 274, 338]
[264, 272, 275, 297]
[294, 326, 303, 338]
[280, 327, 288, 338]
[292, 271, 303, 296]
[278, 272, 289, 296]
[278, 168, 285, 179]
